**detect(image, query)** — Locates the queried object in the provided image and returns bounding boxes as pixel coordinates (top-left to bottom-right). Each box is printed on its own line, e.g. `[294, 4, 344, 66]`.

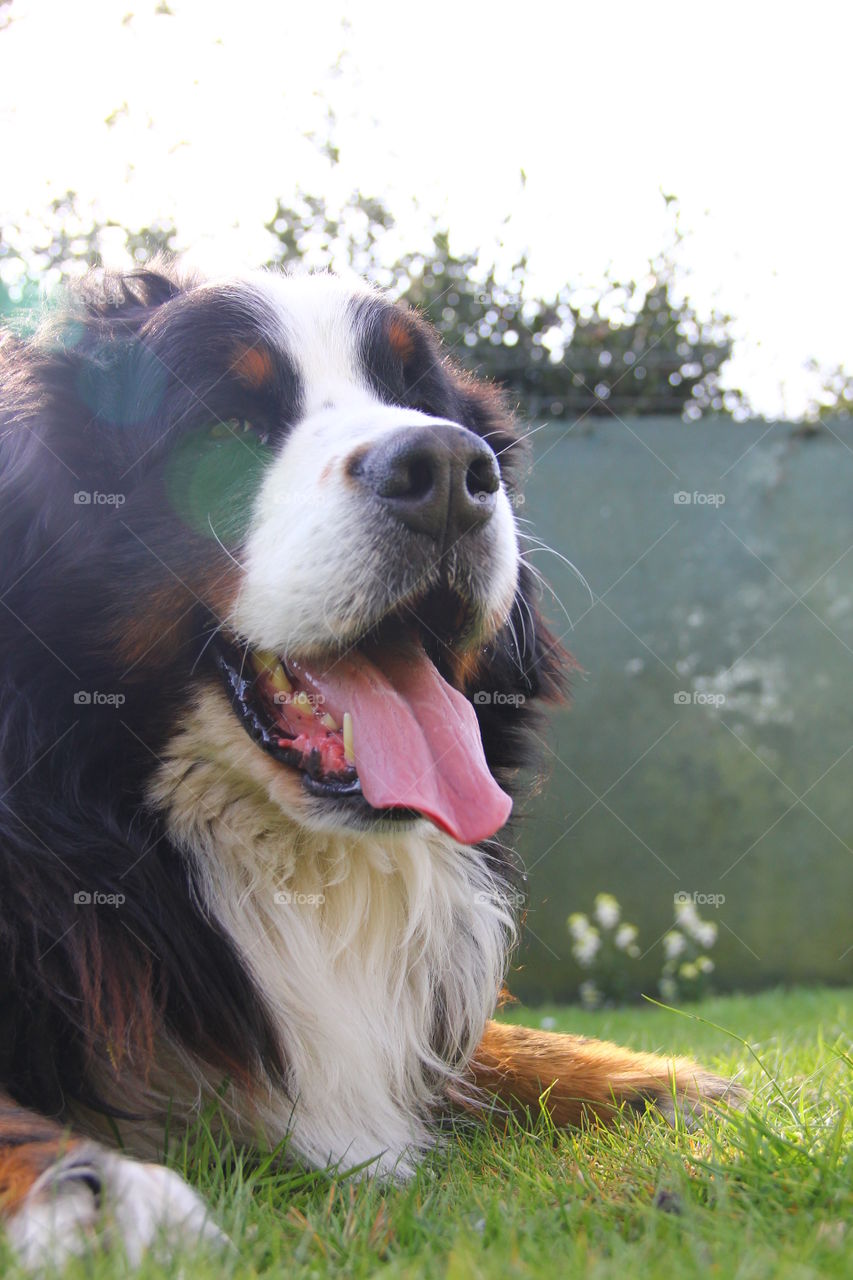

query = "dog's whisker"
[519, 553, 576, 631]
[190, 621, 227, 677]
[516, 533, 594, 604]
[494, 419, 553, 457]
[207, 516, 248, 573]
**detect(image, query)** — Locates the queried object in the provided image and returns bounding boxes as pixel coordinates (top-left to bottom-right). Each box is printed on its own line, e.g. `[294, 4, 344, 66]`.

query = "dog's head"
[0, 264, 564, 846]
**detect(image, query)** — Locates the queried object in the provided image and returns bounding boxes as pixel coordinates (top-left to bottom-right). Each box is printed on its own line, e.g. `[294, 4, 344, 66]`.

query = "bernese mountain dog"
[0, 264, 734, 1268]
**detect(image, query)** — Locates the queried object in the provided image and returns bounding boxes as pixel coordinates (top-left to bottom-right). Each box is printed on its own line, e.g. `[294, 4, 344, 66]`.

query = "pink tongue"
[301, 643, 512, 844]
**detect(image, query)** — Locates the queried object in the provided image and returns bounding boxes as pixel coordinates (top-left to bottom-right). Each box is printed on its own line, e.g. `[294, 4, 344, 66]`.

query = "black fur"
[0, 264, 564, 1123]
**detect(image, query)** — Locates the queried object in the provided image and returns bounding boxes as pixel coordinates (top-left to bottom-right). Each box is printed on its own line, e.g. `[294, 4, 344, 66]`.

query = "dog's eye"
[207, 418, 270, 447]
[165, 417, 275, 543]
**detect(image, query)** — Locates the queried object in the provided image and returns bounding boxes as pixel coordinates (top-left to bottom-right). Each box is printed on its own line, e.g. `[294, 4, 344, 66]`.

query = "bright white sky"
[1, 0, 850, 417]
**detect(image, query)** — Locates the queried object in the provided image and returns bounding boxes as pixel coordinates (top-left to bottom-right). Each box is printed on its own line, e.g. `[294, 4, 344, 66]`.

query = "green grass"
[4, 987, 852, 1278]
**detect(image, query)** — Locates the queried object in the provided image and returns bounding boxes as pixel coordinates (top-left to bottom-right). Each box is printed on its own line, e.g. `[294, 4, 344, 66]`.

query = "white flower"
[567, 912, 591, 941]
[540, 1016, 556, 1030]
[572, 929, 601, 966]
[679, 962, 698, 981]
[692, 922, 718, 949]
[697, 956, 715, 973]
[614, 923, 638, 950]
[663, 930, 686, 959]
[579, 980, 602, 1009]
[627, 944, 641, 958]
[594, 893, 621, 929]
[674, 900, 700, 930]
[659, 976, 678, 1001]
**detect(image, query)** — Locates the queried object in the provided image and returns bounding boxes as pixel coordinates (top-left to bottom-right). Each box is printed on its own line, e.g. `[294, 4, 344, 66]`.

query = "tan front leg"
[465, 1020, 741, 1127]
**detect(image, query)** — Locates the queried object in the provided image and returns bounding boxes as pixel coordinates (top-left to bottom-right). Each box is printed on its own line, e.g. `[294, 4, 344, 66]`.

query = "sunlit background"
[1, 0, 851, 418]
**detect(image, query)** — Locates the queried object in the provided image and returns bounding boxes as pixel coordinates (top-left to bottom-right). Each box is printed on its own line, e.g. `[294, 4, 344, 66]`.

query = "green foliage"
[0, 192, 101, 292]
[265, 191, 395, 280]
[806, 358, 853, 420]
[393, 246, 746, 422]
[263, 192, 748, 421]
[0, 187, 747, 420]
[0, 191, 176, 316]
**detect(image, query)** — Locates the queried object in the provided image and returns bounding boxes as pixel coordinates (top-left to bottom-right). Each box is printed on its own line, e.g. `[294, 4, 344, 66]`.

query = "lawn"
[3, 987, 851, 1278]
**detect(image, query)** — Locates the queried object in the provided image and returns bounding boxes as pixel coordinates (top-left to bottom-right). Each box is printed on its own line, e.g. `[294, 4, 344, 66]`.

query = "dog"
[0, 263, 734, 1267]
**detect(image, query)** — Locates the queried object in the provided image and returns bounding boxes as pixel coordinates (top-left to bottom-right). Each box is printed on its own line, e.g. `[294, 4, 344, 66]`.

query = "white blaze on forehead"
[226, 270, 521, 658]
[250, 270, 378, 412]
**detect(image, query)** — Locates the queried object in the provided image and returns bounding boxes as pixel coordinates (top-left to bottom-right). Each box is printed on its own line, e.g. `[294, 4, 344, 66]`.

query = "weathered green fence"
[513, 416, 853, 1002]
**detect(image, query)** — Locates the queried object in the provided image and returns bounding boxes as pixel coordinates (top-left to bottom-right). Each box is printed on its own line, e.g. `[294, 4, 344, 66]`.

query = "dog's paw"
[629, 1061, 747, 1129]
[6, 1143, 228, 1272]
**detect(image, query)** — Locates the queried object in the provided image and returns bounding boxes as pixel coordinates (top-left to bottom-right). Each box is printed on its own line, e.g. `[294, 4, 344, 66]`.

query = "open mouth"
[212, 594, 513, 845]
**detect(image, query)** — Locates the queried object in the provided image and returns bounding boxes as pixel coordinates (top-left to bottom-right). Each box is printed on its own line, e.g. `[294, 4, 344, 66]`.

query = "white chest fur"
[144, 687, 515, 1178]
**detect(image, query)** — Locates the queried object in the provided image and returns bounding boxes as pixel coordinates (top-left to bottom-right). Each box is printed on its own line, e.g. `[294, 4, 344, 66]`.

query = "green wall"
[511, 417, 853, 1001]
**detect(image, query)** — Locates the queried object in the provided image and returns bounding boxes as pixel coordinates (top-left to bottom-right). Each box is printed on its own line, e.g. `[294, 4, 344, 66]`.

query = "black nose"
[351, 423, 501, 545]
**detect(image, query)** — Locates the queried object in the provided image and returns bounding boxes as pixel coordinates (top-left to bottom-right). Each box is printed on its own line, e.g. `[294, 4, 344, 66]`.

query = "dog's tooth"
[293, 691, 313, 713]
[251, 650, 292, 694]
[270, 666, 294, 695]
[321, 713, 340, 731]
[342, 712, 355, 763]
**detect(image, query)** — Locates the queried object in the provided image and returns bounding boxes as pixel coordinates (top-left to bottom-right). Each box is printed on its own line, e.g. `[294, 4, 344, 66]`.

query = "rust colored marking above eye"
[233, 346, 274, 390]
[387, 315, 416, 363]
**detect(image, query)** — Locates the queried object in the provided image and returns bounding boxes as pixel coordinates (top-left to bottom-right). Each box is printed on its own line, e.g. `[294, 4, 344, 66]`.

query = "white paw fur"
[6, 1144, 227, 1271]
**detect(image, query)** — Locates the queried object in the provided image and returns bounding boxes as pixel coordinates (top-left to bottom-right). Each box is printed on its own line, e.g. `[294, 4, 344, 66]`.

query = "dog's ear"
[0, 263, 189, 432]
[0, 326, 23, 368]
[0, 265, 195, 503]
[74, 259, 190, 320]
